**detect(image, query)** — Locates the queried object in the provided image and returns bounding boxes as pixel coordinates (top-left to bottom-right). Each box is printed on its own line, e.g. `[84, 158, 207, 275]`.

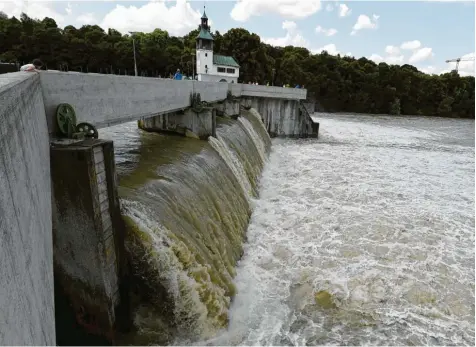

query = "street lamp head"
[129, 31, 139, 36]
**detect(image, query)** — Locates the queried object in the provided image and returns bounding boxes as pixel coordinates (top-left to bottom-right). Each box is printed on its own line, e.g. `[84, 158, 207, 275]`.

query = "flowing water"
[207, 113, 475, 346]
[101, 110, 271, 344]
[103, 112, 474, 346]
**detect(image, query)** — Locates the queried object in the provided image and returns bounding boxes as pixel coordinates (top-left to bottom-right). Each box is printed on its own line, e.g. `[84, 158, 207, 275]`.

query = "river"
[103, 113, 474, 346]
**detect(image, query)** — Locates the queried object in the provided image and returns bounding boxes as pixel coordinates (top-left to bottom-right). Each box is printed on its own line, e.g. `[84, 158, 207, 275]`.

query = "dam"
[0, 71, 317, 345]
[2, 71, 474, 346]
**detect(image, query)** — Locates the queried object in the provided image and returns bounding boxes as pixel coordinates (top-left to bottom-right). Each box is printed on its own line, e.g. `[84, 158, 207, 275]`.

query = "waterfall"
[117, 109, 271, 345]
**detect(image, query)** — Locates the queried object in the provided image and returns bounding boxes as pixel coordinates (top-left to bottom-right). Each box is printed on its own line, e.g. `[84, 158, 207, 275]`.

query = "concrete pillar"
[138, 108, 216, 140]
[241, 97, 318, 138]
[50, 139, 129, 343]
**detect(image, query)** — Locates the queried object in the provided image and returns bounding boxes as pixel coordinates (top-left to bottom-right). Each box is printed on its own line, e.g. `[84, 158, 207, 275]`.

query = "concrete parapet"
[38, 71, 228, 134]
[227, 83, 306, 100]
[50, 139, 128, 343]
[0, 71, 308, 137]
[139, 108, 217, 139]
[239, 84, 307, 100]
[0, 72, 55, 345]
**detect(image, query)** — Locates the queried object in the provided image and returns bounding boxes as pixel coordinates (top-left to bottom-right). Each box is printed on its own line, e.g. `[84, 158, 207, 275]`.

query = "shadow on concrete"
[54, 276, 112, 346]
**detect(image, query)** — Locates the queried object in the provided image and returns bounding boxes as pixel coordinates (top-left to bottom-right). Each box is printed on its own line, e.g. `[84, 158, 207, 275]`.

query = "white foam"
[238, 116, 268, 164]
[211, 115, 475, 346]
[209, 135, 253, 201]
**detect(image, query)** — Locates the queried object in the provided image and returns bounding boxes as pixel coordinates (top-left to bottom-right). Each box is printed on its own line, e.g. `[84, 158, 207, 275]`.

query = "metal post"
[132, 38, 138, 76]
[129, 31, 138, 77]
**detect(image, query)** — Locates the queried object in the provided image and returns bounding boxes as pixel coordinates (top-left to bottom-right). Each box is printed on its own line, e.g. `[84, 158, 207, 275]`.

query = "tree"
[0, 12, 473, 118]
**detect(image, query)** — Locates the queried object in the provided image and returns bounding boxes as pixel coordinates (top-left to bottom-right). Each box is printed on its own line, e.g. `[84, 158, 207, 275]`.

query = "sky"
[0, 0, 475, 76]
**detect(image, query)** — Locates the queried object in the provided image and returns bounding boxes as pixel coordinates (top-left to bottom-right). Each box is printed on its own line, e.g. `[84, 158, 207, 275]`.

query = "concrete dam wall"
[0, 71, 317, 345]
[0, 74, 55, 345]
[109, 110, 272, 344]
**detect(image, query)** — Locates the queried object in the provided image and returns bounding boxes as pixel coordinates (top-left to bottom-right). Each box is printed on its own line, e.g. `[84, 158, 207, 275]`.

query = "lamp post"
[191, 53, 195, 80]
[271, 68, 275, 86]
[129, 31, 138, 76]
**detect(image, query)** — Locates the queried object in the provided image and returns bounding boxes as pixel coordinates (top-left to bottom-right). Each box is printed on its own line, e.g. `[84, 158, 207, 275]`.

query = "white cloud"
[458, 70, 475, 77]
[326, 3, 334, 12]
[313, 43, 339, 56]
[263, 20, 310, 48]
[385, 45, 400, 56]
[230, 0, 322, 22]
[421, 66, 438, 74]
[422, 59, 474, 77]
[101, 0, 202, 36]
[369, 52, 404, 65]
[350, 14, 378, 35]
[315, 25, 338, 36]
[408, 47, 434, 63]
[77, 13, 96, 25]
[457, 52, 475, 72]
[386, 55, 405, 64]
[65, 3, 72, 16]
[400, 40, 421, 50]
[265, 21, 339, 54]
[369, 54, 384, 63]
[338, 4, 351, 17]
[0, 0, 203, 36]
[0, 0, 65, 25]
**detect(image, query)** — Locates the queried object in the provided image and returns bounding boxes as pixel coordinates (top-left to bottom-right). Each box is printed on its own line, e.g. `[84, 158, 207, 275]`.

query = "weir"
[0, 71, 318, 345]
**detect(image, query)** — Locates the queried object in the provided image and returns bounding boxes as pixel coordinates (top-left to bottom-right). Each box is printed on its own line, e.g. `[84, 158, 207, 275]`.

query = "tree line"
[0, 12, 474, 118]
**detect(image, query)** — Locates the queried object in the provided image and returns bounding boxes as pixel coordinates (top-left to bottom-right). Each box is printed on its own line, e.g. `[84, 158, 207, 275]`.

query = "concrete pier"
[50, 139, 128, 342]
[242, 97, 318, 138]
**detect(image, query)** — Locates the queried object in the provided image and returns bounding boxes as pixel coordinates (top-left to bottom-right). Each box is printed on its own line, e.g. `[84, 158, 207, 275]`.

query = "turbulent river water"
[102, 112, 474, 346]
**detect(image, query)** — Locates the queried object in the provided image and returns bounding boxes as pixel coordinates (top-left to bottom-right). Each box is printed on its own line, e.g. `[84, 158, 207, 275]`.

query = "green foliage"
[389, 98, 401, 116]
[1, 13, 473, 118]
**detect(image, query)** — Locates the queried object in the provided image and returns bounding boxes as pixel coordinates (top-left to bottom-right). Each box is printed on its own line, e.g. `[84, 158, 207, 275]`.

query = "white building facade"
[196, 10, 240, 83]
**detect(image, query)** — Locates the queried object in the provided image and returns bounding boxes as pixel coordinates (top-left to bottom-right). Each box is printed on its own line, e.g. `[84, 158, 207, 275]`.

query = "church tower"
[196, 7, 213, 80]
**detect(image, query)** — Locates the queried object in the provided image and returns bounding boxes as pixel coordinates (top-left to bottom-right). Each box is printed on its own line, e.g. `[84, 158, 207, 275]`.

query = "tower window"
[205, 65, 208, 68]
[205, 53, 207, 57]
